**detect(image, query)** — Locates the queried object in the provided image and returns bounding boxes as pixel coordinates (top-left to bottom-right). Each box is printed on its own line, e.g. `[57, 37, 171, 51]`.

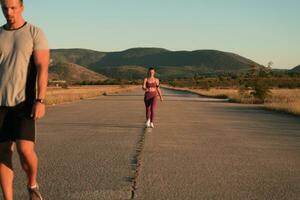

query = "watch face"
[36, 99, 44, 103]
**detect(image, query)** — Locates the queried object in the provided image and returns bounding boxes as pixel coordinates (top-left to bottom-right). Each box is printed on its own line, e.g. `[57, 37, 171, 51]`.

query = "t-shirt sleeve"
[33, 28, 49, 50]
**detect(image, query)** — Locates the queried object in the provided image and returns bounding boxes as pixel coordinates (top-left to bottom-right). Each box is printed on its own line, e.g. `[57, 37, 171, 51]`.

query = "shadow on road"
[41, 122, 144, 129]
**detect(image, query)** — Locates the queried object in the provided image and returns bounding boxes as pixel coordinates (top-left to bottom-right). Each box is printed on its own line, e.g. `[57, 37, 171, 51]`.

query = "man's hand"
[31, 103, 46, 120]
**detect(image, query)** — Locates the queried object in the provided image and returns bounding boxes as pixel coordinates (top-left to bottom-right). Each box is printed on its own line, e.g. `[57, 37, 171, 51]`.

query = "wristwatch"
[36, 98, 45, 104]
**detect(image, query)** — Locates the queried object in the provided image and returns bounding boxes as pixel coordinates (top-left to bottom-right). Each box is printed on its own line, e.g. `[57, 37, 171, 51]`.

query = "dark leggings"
[144, 93, 157, 122]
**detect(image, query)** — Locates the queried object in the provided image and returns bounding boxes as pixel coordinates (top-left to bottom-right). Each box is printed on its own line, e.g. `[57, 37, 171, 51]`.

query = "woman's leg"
[144, 96, 151, 120]
[150, 96, 157, 122]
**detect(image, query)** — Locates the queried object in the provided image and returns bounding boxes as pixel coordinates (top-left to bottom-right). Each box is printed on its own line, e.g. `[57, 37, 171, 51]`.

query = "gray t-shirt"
[0, 22, 48, 106]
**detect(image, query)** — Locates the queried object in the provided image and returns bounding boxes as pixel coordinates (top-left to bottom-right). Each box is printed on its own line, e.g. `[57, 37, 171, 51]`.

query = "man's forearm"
[34, 49, 50, 100]
[37, 65, 48, 99]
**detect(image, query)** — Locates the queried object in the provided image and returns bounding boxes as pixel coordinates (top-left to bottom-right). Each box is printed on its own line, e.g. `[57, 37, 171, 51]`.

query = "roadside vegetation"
[182, 88, 300, 116]
[45, 85, 140, 105]
[165, 65, 300, 116]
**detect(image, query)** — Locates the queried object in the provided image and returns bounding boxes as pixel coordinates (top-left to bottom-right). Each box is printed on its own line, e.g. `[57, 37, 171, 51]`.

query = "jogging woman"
[142, 67, 163, 128]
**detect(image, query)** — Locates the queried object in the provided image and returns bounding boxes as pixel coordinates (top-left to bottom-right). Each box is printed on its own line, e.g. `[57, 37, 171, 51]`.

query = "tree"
[243, 64, 272, 103]
[267, 61, 273, 68]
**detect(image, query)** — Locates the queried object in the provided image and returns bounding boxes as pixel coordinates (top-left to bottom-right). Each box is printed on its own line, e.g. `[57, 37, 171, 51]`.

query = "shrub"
[251, 79, 271, 103]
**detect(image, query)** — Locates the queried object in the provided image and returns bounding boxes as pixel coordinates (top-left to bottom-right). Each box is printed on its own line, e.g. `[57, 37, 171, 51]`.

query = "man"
[0, 0, 49, 199]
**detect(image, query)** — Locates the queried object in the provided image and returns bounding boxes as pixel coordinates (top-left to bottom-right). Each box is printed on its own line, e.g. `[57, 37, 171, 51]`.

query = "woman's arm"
[142, 78, 148, 91]
[156, 79, 163, 101]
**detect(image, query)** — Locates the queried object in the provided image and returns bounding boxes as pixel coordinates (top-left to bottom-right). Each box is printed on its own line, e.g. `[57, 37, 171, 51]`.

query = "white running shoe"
[150, 122, 154, 128]
[145, 119, 150, 128]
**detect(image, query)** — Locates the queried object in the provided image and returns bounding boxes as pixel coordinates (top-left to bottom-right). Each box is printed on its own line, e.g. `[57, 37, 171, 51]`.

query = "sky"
[1, 0, 299, 69]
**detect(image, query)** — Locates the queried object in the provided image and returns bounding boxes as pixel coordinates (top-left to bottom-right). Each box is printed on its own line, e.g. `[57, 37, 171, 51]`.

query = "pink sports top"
[146, 81, 159, 89]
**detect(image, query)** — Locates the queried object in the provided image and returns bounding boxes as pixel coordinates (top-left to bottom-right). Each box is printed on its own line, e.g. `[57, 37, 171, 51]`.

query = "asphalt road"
[12, 88, 300, 200]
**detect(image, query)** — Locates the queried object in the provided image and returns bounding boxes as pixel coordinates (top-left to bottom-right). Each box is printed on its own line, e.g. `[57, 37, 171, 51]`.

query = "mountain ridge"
[291, 65, 300, 72]
[50, 47, 265, 80]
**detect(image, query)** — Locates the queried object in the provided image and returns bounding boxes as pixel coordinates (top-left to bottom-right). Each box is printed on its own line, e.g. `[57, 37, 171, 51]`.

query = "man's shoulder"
[26, 23, 43, 32]
[0, 24, 5, 32]
[24, 23, 48, 41]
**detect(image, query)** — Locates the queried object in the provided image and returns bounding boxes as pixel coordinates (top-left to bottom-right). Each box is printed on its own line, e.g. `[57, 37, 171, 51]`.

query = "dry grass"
[166, 86, 300, 116]
[189, 88, 257, 104]
[46, 85, 139, 105]
[164, 86, 247, 102]
[190, 88, 239, 99]
[265, 89, 300, 115]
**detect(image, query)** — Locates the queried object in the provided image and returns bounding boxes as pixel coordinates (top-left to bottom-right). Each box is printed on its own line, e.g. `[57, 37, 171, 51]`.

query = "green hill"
[51, 48, 264, 80]
[50, 48, 106, 66]
[90, 48, 258, 70]
[49, 62, 107, 83]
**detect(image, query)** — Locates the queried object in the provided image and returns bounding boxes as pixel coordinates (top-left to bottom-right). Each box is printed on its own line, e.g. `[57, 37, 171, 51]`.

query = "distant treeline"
[49, 69, 300, 89]
[166, 71, 300, 89]
[48, 79, 142, 87]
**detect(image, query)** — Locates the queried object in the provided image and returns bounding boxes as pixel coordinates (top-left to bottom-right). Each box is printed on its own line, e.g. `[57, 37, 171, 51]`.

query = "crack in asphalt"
[130, 127, 151, 199]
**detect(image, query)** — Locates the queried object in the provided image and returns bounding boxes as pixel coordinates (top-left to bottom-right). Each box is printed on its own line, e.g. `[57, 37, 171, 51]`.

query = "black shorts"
[0, 102, 36, 142]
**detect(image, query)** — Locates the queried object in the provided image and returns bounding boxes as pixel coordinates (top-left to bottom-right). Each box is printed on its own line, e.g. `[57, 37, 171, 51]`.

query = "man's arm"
[31, 49, 49, 120]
